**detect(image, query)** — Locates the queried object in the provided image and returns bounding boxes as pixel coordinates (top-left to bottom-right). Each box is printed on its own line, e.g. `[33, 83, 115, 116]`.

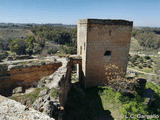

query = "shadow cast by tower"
[63, 82, 114, 120]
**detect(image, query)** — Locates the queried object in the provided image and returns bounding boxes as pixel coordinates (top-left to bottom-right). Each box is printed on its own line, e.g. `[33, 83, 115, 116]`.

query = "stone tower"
[77, 19, 133, 88]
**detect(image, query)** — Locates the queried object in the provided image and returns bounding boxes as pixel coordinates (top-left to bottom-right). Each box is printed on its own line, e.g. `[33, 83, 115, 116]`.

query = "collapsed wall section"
[0, 61, 62, 95]
[46, 56, 81, 107]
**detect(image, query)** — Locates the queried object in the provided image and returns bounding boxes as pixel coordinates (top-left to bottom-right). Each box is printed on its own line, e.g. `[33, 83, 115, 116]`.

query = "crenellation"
[78, 19, 133, 26]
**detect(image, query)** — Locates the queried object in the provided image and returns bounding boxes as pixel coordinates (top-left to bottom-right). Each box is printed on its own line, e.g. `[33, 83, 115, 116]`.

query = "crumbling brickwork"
[77, 19, 133, 88]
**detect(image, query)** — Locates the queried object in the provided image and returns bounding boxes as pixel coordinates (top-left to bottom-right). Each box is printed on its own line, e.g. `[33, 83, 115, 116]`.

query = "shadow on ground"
[0, 87, 14, 96]
[63, 82, 114, 120]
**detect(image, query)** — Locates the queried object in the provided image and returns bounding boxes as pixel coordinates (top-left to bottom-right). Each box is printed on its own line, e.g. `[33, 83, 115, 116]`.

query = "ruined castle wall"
[0, 62, 62, 91]
[46, 57, 81, 107]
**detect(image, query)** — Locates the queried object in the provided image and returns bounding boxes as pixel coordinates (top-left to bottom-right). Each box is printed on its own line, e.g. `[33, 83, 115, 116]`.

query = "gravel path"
[127, 67, 159, 76]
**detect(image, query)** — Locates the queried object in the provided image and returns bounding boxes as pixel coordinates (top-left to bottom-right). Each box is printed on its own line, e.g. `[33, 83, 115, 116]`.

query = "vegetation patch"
[64, 82, 160, 120]
[128, 55, 156, 74]
[50, 88, 59, 98]
[10, 88, 42, 106]
[64, 85, 114, 120]
[132, 27, 160, 51]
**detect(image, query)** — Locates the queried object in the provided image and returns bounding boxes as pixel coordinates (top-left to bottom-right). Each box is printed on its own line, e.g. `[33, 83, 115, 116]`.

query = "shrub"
[144, 56, 151, 60]
[48, 47, 58, 55]
[59, 45, 76, 54]
[138, 64, 143, 69]
[9, 38, 26, 55]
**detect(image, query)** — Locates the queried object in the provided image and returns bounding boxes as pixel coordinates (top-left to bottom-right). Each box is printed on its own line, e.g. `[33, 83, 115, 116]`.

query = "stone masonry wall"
[45, 56, 81, 107]
[0, 62, 62, 94]
[77, 22, 87, 86]
[78, 19, 133, 88]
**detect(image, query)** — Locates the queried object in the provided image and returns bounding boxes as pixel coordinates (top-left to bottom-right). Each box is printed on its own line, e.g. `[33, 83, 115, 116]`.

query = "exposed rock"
[43, 101, 59, 118]
[32, 94, 51, 110]
[23, 97, 32, 106]
[25, 87, 36, 94]
[0, 95, 54, 120]
[12, 87, 23, 94]
[38, 76, 52, 88]
[31, 57, 74, 118]
[38, 89, 49, 97]
[32, 93, 60, 118]
[46, 61, 68, 89]
[44, 57, 72, 107]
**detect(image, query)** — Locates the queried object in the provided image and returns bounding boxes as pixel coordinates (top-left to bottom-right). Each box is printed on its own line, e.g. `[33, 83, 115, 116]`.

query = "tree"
[132, 28, 160, 50]
[36, 33, 45, 48]
[25, 36, 36, 55]
[154, 58, 160, 75]
[9, 38, 26, 55]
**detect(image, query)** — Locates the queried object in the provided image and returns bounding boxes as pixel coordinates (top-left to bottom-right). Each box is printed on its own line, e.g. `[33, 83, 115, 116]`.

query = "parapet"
[78, 19, 133, 26]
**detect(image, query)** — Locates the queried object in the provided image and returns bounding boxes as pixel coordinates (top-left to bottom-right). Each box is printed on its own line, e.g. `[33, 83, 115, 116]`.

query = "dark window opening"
[109, 30, 112, 36]
[80, 46, 82, 55]
[104, 50, 111, 56]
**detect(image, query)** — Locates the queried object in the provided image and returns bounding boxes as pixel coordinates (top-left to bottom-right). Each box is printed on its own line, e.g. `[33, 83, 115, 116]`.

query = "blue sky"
[0, 0, 159, 27]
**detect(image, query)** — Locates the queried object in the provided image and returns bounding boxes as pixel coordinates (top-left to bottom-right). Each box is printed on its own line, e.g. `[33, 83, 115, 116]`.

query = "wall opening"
[80, 46, 82, 55]
[71, 64, 79, 83]
[104, 50, 111, 56]
[109, 30, 112, 36]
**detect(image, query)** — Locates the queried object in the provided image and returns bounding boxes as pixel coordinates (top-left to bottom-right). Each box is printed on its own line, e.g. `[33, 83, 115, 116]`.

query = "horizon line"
[0, 22, 160, 28]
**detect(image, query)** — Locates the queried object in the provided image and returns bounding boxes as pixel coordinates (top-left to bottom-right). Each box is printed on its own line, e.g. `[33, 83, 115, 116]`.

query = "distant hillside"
[0, 28, 33, 40]
[0, 24, 160, 56]
[130, 27, 160, 54]
[0, 23, 76, 29]
[0, 23, 77, 57]
[0, 28, 34, 51]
